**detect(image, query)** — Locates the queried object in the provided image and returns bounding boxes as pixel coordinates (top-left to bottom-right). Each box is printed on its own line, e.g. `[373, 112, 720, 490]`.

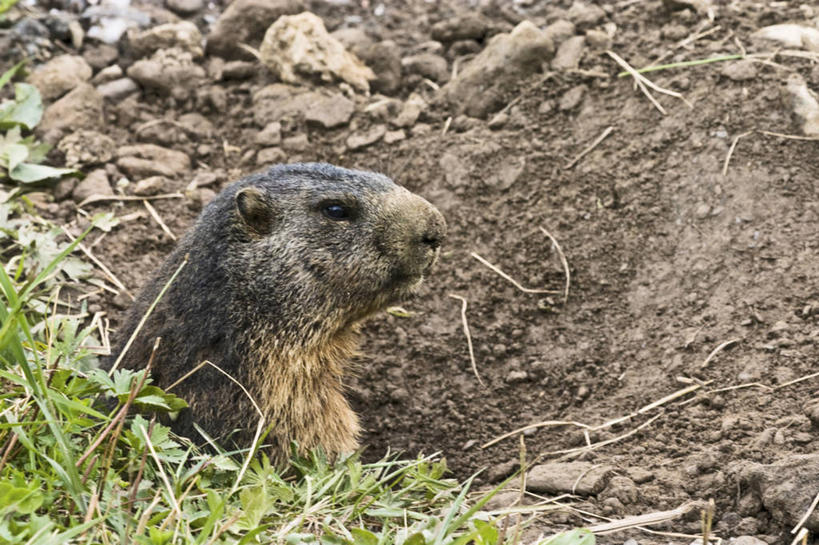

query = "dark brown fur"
[108, 163, 445, 461]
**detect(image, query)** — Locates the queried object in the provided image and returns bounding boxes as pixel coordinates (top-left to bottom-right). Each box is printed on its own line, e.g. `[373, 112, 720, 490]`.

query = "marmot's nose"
[419, 209, 446, 250]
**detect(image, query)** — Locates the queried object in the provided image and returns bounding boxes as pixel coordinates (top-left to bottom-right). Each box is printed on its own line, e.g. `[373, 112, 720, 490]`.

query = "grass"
[0, 186, 594, 545]
[0, 45, 593, 545]
[0, 201, 596, 544]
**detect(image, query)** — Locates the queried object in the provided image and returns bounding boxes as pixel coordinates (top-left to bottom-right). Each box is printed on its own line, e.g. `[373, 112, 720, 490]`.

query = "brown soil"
[8, 0, 819, 542]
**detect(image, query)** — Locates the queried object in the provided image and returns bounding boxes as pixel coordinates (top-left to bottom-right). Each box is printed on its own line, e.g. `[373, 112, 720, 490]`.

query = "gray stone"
[166, 0, 203, 15]
[206, 0, 304, 60]
[133, 176, 168, 196]
[39, 83, 103, 136]
[83, 44, 119, 71]
[740, 454, 819, 531]
[116, 144, 191, 178]
[28, 55, 92, 101]
[91, 64, 124, 85]
[222, 61, 256, 80]
[431, 14, 488, 43]
[567, 1, 606, 29]
[721, 60, 757, 81]
[97, 78, 139, 101]
[484, 490, 521, 511]
[73, 169, 111, 204]
[542, 20, 576, 47]
[505, 370, 528, 383]
[486, 460, 520, 483]
[552, 35, 586, 70]
[305, 94, 355, 129]
[805, 399, 819, 427]
[731, 537, 767, 545]
[440, 21, 553, 118]
[259, 12, 375, 92]
[53, 177, 78, 201]
[255, 122, 282, 147]
[178, 113, 215, 139]
[527, 462, 615, 495]
[127, 48, 206, 99]
[393, 95, 425, 128]
[117, 157, 177, 179]
[346, 125, 386, 150]
[331, 28, 373, 51]
[57, 130, 116, 168]
[450, 40, 481, 56]
[354, 40, 402, 95]
[252, 84, 321, 126]
[127, 21, 203, 58]
[488, 112, 508, 129]
[383, 129, 405, 144]
[559, 84, 587, 110]
[585, 29, 612, 50]
[282, 134, 309, 152]
[257, 147, 287, 165]
[402, 53, 449, 83]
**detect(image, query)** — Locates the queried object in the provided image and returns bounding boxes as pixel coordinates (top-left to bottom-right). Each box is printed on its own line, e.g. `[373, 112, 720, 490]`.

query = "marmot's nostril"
[420, 214, 446, 250]
[421, 233, 441, 250]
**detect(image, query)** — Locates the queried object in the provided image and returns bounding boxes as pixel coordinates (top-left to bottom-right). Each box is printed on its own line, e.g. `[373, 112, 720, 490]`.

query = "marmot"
[110, 163, 445, 461]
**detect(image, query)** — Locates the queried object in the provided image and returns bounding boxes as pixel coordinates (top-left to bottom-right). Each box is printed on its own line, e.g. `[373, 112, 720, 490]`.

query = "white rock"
[752, 24, 819, 52]
[259, 12, 375, 92]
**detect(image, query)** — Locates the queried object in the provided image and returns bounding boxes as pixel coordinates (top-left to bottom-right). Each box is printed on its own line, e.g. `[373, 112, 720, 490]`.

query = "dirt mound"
[5, 0, 819, 542]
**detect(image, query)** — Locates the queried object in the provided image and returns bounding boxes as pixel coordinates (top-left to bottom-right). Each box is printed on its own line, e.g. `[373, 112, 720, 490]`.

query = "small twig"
[165, 360, 209, 392]
[482, 420, 591, 449]
[62, 228, 133, 300]
[539, 226, 570, 305]
[617, 54, 741, 78]
[202, 360, 264, 419]
[588, 501, 700, 534]
[701, 498, 715, 545]
[759, 130, 819, 141]
[790, 527, 809, 545]
[139, 423, 182, 519]
[607, 50, 693, 112]
[637, 383, 703, 414]
[483, 382, 703, 449]
[792, 490, 819, 535]
[471, 252, 559, 295]
[700, 339, 740, 368]
[143, 200, 177, 241]
[545, 414, 662, 457]
[722, 132, 752, 176]
[448, 294, 484, 387]
[564, 126, 614, 169]
[441, 116, 452, 136]
[776, 371, 819, 390]
[109, 257, 188, 374]
[78, 192, 185, 208]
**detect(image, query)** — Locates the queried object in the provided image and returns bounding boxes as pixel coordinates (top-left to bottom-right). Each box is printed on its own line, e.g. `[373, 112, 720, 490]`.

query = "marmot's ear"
[235, 187, 275, 235]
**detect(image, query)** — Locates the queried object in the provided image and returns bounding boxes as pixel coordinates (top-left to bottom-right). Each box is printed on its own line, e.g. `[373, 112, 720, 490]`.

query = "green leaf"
[0, 481, 44, 514]
[59, 256, 93, 281]
[238, 486, 269, 529]
[9, 163, 79, 183]
[92, 211, 120, 232]
[0, 83, 43, 130]
[0, 142, 28, 172]
[350, 528, 378, 545]
[0, 61, 24, 90]
[403, 534, 426, 545]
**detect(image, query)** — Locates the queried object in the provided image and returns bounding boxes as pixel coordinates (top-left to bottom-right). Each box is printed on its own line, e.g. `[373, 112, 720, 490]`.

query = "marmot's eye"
[323, 203, 351, 220]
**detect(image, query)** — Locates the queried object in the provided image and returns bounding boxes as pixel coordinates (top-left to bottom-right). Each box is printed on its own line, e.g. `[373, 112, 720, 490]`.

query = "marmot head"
[217, 163, 446, 344]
